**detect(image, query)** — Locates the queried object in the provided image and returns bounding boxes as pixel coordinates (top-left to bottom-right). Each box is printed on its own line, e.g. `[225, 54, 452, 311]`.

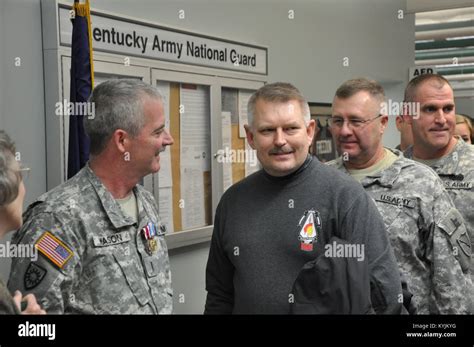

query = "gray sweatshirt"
[205, 156, 403, 314]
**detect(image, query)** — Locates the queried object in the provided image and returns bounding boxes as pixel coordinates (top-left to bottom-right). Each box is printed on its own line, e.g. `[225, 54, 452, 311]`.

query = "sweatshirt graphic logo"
[297, 209, 321, 251]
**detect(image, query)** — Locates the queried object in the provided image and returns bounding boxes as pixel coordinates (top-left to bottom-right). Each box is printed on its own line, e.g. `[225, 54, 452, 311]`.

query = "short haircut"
[247, 82, 311, 127]
[335, 78, 385, 104]
[84, 79, 163, 155]
[404, 73, 452, 103]
[0, 131, 20, 207]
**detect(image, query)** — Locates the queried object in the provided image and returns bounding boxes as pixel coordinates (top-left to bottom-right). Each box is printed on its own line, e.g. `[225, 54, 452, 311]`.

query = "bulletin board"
[309, 102, 337, 162]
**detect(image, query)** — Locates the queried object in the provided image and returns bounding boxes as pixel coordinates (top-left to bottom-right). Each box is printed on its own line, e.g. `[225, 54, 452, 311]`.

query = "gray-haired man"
[8, 79, 174, 314]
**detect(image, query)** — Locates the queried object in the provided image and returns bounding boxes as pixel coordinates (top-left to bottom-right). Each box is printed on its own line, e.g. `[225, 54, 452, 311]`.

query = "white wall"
[0, 0, 47, 281]
[455, 97, 474, 117]
[0, 0, 415, 313]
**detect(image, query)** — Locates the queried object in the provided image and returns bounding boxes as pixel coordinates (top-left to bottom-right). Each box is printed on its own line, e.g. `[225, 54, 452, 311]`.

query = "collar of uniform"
[359, 148, 408, 188]
[335, 148, 404, 188]
[133, 185, 158, 231]
[328, 156, 345, 171]
[404, 140, 464, 175]
[428, 138, 464, 175]
[84, 164, 137, 229]
[403, 145, 413, 159]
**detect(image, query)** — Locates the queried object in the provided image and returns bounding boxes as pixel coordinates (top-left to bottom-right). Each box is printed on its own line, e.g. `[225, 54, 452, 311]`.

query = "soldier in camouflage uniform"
[402, 74, 474, 284]
[327, 78, 472, 314]
[7, 79, 174, 314]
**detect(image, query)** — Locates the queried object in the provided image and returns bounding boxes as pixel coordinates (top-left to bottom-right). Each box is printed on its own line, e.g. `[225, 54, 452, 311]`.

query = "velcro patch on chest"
[375, 194, 416, 209]
[93, 232, 131, 247]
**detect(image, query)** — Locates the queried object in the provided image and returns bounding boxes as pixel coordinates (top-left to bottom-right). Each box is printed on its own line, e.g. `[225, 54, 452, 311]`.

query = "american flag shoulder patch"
[35, 231, 74, 269]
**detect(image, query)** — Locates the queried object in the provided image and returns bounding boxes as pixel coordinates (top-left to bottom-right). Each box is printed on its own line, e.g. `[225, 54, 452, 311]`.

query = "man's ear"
[244, 124, 256, 149]
[112, 129, 129, 153]
[380, 115, 389, 133]
[402, 114, 413, 125]
[401, 102, 416, 125]
[306, 119, 316, 145]
[395, 116, 402, 131]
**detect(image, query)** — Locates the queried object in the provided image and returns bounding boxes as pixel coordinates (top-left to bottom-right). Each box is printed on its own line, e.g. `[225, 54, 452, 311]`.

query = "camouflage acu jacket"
[8, 164, 172, 314]
[328, 149, 472, 314]
[405, 139, 474, 285]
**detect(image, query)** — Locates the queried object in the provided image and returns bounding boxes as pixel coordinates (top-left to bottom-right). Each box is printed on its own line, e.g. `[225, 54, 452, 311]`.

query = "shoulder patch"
[438, 208, 471, 273]
[35, 231, 74, 269]
[24, 262, 47, 290]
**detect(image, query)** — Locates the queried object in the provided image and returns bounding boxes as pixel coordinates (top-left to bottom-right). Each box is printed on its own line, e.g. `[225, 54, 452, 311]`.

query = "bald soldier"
[8, 79, 174, 313]
[403, 74, 474, 284]
[327, 78, 471, 314]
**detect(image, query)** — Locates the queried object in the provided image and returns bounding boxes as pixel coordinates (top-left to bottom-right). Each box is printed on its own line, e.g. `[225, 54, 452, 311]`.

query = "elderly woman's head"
[0, 131, 26, 236]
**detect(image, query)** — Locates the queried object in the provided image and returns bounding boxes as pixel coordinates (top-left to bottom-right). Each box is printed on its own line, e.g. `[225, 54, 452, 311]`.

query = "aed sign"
[409, 66, 438, 81]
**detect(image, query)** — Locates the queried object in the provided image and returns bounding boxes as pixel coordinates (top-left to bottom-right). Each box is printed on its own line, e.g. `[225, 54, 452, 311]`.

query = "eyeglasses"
[328, 114, 382, 129]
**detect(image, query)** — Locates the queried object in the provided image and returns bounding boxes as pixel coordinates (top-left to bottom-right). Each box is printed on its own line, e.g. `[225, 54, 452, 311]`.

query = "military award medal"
[297, 209, 321, 251]
[141, 222, 158, 255]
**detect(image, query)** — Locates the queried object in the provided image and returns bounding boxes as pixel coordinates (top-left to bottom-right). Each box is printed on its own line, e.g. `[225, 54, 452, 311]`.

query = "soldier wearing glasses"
[327, 78, 472, 314]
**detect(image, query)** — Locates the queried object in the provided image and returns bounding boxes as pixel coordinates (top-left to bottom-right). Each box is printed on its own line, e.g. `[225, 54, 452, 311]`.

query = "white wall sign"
[59, 5, 267, 74]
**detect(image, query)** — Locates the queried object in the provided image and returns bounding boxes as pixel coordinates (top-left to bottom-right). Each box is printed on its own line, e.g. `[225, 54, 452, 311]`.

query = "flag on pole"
[67, 0, 94, 179]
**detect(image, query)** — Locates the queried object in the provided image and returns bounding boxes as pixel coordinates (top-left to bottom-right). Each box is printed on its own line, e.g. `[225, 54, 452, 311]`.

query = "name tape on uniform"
[376, 194, 416, 209]
[93, 231, 131, 247]
[444, 181, 472, 190]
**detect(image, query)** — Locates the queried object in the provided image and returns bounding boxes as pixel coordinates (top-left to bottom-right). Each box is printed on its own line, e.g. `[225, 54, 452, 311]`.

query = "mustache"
[269, 147, 294, 155]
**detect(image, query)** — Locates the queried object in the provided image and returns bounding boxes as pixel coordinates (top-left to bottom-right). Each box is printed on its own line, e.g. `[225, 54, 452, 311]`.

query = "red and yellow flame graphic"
[304, 223, 314, 237]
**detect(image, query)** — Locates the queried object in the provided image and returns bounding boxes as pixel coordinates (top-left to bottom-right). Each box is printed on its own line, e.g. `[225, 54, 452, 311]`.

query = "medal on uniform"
[141, 222, 158, 255]
[148, 238, 158, 254]
[297, 209, 321, 251]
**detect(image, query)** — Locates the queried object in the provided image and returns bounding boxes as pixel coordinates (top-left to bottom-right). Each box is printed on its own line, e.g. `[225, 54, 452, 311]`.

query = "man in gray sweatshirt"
[204, 82, 403, 314]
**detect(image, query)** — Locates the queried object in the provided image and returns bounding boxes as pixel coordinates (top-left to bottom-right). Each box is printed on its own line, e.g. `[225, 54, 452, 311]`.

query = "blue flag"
[67, 0, 94, 179]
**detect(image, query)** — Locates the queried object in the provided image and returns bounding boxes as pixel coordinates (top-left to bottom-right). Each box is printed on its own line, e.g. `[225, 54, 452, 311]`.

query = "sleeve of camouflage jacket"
[7, 210, 82, 314]
[429, 185, 472, 314]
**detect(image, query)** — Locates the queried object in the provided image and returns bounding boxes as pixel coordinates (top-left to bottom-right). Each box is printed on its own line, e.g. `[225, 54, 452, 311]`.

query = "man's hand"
[13, 290, 46, 314]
